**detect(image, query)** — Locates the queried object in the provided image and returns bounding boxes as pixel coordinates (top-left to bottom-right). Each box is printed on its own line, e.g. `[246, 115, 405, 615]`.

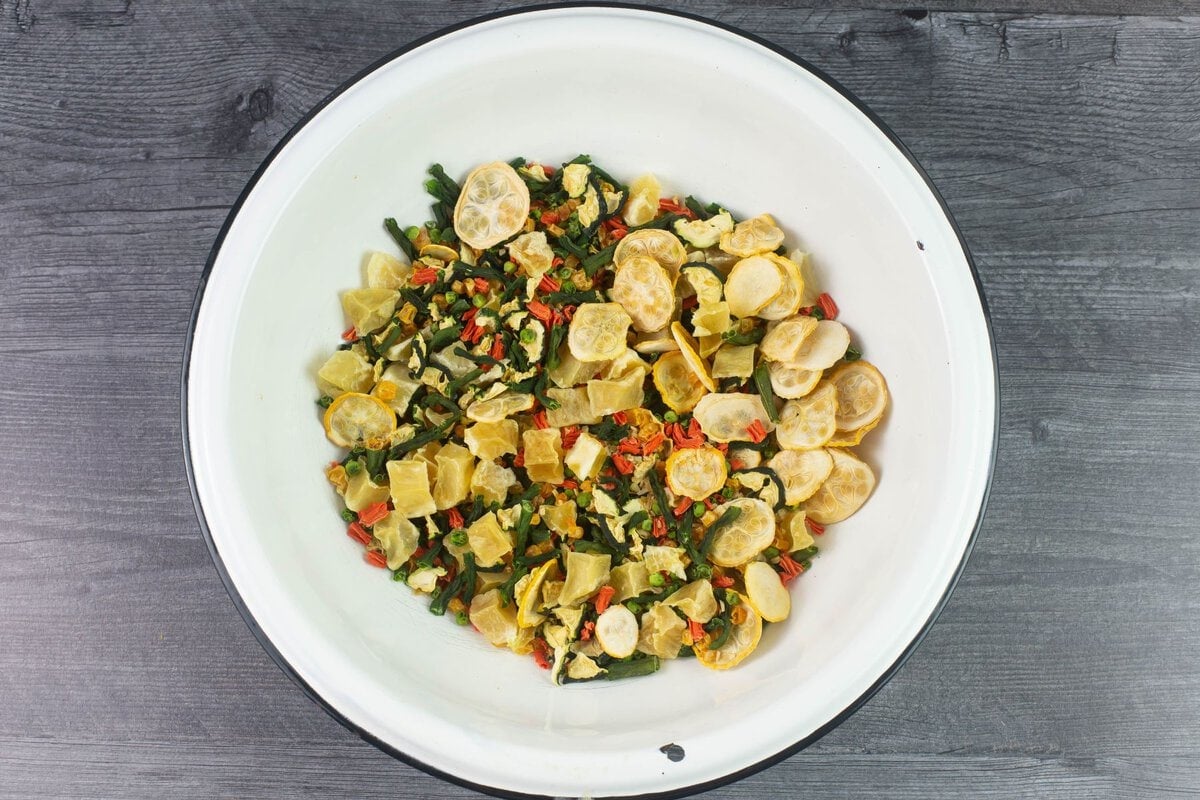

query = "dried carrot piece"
[593, 585, 616, 614]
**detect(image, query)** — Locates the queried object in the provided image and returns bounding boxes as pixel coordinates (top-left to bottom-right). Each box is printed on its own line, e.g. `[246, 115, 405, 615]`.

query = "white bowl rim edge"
[180, 4, 1000, 798]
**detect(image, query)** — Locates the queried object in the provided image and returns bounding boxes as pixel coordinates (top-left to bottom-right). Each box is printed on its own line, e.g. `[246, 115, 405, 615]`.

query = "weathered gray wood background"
[3, 1, 1199, 798]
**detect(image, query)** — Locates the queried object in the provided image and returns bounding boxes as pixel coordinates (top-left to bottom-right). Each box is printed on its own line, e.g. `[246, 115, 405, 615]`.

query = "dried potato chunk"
[663, 578, 719, 623]
[681, 265, 724, 307]
[432, 441, 474, 510]
[610, 255, 675, 332]
[507, 231, 555, 286]
[344, 469, 389, 512]
[587, 369, 645, 417]
[469, 588, 519, 647]
[609, 561, 651, 602]
[725, 256, 784, 318]
[372, 512, 420, 569]
[622, 174, 662, 226]
[453, 161, 530, 249]
[804, 448, 876, 524]
[558, 551, 612, 607]
[637, 602, 687, 659]
[470, 459, 516, 506]
[464, 419, 519, 461]
[522, 428, 564, 484]
[711, 344, 757, 380]
[690, 302, 732, 339]
[341, 288, 400, 335]
[318, 349, 375, 397]
[365, 251, 409, 290]
[546, 387, 602, 428]
[467, 511, 513, 567]
[775, 382, 839, 450]
[652, 350, 708, 414]
[719, 213, 786, 258]
[564, 430, 607, 481]
[387, 459, 436, 518]
[568, 303, 632, 362]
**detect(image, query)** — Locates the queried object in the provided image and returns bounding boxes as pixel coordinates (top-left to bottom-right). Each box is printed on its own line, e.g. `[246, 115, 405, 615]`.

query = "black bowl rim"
[181, 4, 999, 798]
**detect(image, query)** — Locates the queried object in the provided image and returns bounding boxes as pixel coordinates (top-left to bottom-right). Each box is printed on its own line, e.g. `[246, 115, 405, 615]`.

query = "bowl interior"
[187, 8, 995, 797]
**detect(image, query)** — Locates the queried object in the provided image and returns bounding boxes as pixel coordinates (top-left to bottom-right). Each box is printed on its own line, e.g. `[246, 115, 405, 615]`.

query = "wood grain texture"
[2, 1, 1199, 798]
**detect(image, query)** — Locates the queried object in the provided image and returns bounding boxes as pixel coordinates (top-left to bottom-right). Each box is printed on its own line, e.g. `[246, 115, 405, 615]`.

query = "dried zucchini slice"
[652, 350, 708, 414]
[767, 448, 835, 505]
[610, 255, 675, 332]
[707, 498, 776, 567]
[718, 213, 786, 258]
[803, 448, 876, 524]
[670, 321, 716, 392]
[725, 256, 784, 318]
[568, 302, 633, 362]
[614, 228, 688, 278]
[453, 161, 530, 249]
[757, 254, 804, 320]
[790, 320, 851, 371]
[828, 360, 889, 432]
[775, 382, 838, 450]
[665, 446, 728, 501]
[767, 361, 822, 399]
[692, 392, 775, 443]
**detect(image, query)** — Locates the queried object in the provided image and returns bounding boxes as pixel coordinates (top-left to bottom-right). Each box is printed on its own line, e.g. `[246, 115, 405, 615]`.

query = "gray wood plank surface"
[2, 1, 1199, 798]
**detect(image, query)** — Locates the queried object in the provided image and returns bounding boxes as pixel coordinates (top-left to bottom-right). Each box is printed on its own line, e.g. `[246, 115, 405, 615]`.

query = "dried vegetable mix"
[316, 157, 889, 682]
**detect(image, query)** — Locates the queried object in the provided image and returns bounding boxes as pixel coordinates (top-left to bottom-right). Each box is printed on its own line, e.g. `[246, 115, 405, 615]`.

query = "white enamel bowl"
[184, 6, 997, 798]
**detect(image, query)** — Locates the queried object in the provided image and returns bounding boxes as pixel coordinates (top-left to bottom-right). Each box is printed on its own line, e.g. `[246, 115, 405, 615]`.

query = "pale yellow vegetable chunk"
[317, 349, 375, 397]
[470, 459, 516, 506]
[372, 512, 420, 569]
[432, 441, 474, 510]
[522, 427, 564, 484]
[622, 173, 661, 226]
[546, 387, 603, 428]
[469, 588, 519, 647]
[711, 344, 757, 379]
[637, 603, 687, 659]
[663, 579, 719, 623]
[558, 551, 612, 607]
[564, 431, 606, 481]
[463, 419, 519, 461]
[365, 251, 409, 290]
[608, 561, 651, 602]
[587, 369, 645, 417]
[341, 288, 399, 335]
[467, 511, 513, 567]
[343, 469, 390, 512]
[387, 459, 436, 518]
